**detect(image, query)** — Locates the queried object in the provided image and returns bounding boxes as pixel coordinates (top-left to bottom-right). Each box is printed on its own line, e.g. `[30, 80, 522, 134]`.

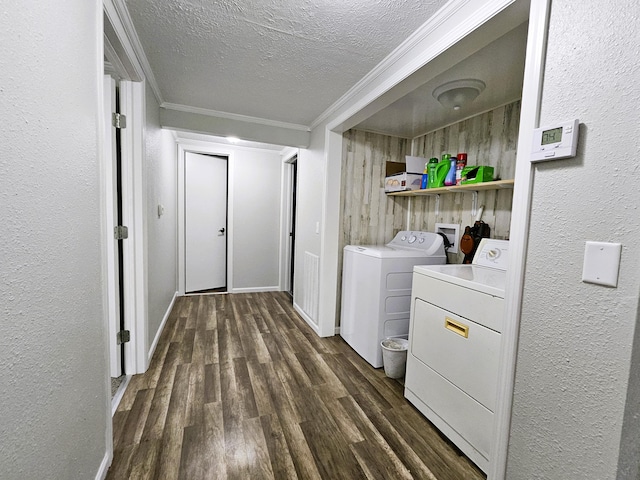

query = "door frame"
[103, 0, 149, 378]
[101, 77, 148, 377]
[103, 75, 122, 378]
[280, 149, 299, 294]
[177, 141, 234, 295]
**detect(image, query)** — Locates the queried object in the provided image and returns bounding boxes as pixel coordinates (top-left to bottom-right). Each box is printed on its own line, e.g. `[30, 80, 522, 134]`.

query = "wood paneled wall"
[340, 100, 520, 246]
[336, 101, 521, 320]
[337, 130, 409, 322]
[410, 100, 520, 262]
[340, 130, 409, 248]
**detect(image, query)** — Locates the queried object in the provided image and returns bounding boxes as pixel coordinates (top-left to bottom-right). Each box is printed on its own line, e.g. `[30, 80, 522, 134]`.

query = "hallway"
[107, 292, 484, 479]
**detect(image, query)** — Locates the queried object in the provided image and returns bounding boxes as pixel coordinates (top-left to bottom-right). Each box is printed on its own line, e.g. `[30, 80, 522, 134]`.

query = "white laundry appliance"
[340, 231, 446, 368]
[404, 238, 509, 473]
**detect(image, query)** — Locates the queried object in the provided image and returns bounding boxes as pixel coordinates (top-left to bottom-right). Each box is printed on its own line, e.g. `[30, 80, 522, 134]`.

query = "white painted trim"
[110, 375, 132, 416]
[293, 302, 321, 336]
[177, 142, 234, 295]
[147, 292, 177, 364]
[103, 0, 144, 82]
[107, 0, 163, 104]
[278, 161, 290, 292]
[97, 21, 114, 478]
[229, 286, 281, 294]
[177, 143, 186, 296]
[279, 153, 298, 293]
[226, 153, 235, 292]
[281, 147, 298, 161]
[103, 75, 121, 378]
[119, 80, 149, 375]
[103, 37, 125, 80]
[489, 1, 551, 478]
[310, 0, 516, 130]
[163, 102, 310, 132]
[95, 450, 112, 480]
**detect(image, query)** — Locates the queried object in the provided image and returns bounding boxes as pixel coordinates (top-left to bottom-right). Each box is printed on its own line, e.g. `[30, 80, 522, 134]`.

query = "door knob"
[219, 227, 225, 234]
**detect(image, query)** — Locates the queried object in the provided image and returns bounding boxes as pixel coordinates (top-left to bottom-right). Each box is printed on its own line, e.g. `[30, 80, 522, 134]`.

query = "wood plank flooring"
[107, 292, 485, 480]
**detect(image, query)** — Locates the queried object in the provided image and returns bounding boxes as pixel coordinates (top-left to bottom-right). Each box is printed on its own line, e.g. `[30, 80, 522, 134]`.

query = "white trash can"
[380, 337, 409, 379]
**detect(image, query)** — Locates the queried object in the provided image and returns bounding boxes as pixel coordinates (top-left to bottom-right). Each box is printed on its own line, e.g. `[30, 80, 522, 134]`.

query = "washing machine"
[404, 238, 509, 473]
[340, 231, 446, 368]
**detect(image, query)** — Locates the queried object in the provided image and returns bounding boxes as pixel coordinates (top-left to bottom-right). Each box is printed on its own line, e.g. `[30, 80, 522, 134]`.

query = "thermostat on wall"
[530, 118, 579, 162]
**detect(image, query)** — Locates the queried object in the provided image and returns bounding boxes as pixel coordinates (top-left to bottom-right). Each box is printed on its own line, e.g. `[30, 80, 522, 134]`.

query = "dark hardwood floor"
[107, 292, 485, 479]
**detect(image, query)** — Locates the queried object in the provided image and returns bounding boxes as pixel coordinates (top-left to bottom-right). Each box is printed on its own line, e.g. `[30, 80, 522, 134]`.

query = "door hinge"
[117, 330, 130, 345]
[112, 112, 127, 129]
[114, 225, 129, 240]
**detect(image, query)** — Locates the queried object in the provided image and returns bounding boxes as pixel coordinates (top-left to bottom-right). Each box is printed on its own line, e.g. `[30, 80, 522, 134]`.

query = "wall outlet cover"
[582, 241, 621, 287]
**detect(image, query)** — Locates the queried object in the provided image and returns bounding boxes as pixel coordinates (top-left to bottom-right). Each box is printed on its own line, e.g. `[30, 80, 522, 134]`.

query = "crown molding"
[162, 102, 311, 132]
[104, 0, 164, 104]
[310, 0, 471, 130]
[310, 0, 517, 131]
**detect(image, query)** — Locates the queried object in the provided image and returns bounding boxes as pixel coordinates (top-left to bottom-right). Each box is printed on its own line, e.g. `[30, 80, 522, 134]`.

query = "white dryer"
[340, 231, 446, 368]
[404, 238, 509, 473]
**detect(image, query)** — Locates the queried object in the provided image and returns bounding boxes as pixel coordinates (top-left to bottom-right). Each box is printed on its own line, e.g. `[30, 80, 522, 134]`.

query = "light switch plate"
[582, 241, 621, 287]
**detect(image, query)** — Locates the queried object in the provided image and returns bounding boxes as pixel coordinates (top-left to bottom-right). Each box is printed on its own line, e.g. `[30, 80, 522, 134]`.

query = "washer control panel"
[390, 231, 442, 251]
[473, 238, 510, 271]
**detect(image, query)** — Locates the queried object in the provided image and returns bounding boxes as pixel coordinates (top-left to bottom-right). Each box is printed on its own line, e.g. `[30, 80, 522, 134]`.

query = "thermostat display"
[541, 126, 562, 145]
[531, 119, 579, 162]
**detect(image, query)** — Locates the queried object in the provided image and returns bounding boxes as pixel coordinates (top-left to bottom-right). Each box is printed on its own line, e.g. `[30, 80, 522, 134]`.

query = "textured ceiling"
[356, 21, 528, 138]
[124, 0, 448, 127]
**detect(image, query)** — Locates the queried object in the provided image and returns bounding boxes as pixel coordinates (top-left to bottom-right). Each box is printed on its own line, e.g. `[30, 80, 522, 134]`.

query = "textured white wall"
[145, 83, 178, 348]
[0, 1, 109, 479]
[293, 127, 325, 321]
[231, 148, 283, 290]
[507, 1, 640, 478]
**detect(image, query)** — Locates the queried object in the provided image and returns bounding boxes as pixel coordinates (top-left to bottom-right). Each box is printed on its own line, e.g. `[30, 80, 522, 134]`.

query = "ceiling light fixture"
[433, 79, 486, 110]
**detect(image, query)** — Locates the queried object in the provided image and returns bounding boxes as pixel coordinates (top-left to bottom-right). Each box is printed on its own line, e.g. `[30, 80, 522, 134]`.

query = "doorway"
[287, 156, 298, 297]
[185, 152, 229, 293]
[104, 75, 125, 385]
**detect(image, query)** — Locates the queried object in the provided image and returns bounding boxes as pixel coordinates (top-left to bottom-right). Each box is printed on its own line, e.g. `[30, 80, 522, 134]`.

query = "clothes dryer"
[340, 231, 446, 368]
[404, 238, 509, 472]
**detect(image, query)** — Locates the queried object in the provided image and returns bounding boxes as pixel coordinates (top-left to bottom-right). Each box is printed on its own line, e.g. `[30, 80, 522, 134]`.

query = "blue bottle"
[420, 162, 428, 189]
[444, 156, 457, 186]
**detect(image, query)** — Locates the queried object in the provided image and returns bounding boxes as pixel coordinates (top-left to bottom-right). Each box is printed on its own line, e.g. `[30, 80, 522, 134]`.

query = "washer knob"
[401, 235, 407, 241]
[408, 235, 417, 244]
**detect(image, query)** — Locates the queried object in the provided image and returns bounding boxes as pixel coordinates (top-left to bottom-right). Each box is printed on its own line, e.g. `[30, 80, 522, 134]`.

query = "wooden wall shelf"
[386, 179, 515, 196]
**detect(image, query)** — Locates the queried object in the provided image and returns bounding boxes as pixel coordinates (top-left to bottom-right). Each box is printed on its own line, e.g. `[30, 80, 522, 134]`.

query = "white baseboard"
[147, 291, 178, 365]
[95, 449, 112, 480]
[228, 286, 281, 294]
[111, 374, 132, 416]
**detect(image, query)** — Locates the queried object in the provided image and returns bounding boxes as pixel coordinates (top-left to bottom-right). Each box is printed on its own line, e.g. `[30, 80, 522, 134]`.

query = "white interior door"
[185, 152, 228, 292]
[103, 75, 122, 377]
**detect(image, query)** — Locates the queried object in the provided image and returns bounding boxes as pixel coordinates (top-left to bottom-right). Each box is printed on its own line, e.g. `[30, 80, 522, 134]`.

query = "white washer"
[340, 231, 446, 368]
[404, 238, 509, 473]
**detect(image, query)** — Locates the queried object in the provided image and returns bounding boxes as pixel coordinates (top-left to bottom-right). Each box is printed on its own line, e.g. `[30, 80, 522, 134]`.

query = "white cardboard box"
[384, 173, 423, 192]
[405, 155, 428, 173]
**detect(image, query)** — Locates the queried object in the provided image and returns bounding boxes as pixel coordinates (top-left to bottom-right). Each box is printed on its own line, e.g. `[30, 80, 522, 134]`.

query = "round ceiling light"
[432, 79, 486, 110]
